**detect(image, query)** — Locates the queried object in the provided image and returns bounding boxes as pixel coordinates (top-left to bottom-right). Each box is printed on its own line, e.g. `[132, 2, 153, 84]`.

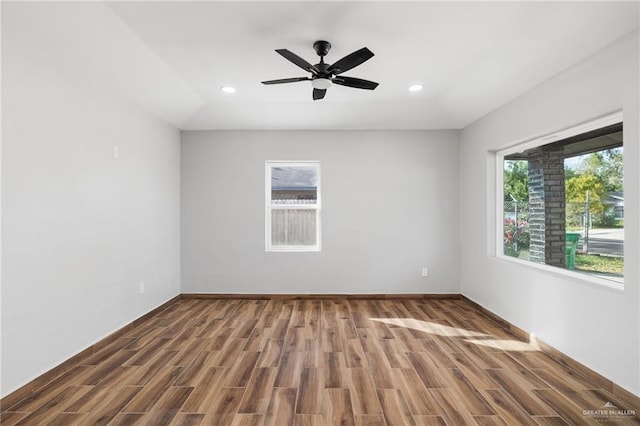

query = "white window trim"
[495, 111, 624, 290]
[266, 161, 321, 252]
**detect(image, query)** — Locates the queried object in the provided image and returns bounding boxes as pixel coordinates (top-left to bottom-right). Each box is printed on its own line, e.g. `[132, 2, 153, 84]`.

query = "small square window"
[266, 162, 321, 252]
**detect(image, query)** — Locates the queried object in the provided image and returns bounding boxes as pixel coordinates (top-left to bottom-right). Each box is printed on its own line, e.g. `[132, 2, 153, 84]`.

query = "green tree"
[567, 148, 623, 227]
[503, 160, 529, 203]
[566, 173, 606, 203]
[564, 165, 579, 180]
[576, 148, 623, 192]
[565, 173, 606, 227]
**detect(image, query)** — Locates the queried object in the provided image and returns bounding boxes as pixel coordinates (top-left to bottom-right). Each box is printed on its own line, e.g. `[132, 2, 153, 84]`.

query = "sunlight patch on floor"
[369, 318, 489, 338]
[464, 338, 541, 352]
[370, 318, 541, 352]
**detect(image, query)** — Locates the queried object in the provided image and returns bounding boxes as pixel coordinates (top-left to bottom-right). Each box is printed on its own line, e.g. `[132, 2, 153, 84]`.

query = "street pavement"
[575, 228, 623, 256]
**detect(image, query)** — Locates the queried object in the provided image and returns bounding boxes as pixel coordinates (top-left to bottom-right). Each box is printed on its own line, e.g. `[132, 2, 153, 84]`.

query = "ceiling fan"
[261, 40, 379, 100]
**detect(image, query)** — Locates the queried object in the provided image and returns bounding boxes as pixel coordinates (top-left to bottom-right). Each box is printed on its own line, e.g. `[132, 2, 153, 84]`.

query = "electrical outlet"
[139, 281, 145, 294]
[421, 268, 429, 277]
[113, 146, 120, 159]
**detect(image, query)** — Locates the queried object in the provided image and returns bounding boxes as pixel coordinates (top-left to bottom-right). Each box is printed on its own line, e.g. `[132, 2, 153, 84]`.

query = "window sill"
[493, 253, 624, 292]
[266, 246, 321, 253]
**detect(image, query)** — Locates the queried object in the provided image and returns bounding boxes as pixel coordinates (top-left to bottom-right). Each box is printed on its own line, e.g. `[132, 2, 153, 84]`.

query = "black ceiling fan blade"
[276, 49, 319, 74]
[262, 77, 311, 85]
[332, 76, 379, 90]
[312, 88, 326, 100]
[327, 47, 374, 75]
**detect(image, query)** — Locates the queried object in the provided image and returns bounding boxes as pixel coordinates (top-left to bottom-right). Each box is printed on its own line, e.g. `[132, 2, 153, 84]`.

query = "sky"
[271, 166, 318, 188]
[564, 156, 583, 169]
[565, 147, 623, 170]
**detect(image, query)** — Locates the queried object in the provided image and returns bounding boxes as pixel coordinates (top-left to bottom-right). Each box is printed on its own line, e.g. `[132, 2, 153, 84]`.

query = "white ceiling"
[4, 1, 639, 130]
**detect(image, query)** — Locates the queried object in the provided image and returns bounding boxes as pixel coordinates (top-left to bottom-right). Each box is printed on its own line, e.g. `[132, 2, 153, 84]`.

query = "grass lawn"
[575, 254, 623, 275]
[507, 250, 623, 276]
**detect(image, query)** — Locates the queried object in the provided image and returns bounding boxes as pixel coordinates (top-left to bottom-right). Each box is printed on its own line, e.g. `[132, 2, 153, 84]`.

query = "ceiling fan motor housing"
[313, 40, 331, 57]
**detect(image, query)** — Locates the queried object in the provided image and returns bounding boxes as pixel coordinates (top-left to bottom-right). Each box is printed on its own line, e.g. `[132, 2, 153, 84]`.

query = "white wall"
[181, 130, 459, 295]
[1, 10, 181, 396]
[460, 32, 640, 394]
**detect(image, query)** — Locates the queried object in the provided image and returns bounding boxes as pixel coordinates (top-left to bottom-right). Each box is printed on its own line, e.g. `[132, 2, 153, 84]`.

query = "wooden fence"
[271, 200, 318, 245]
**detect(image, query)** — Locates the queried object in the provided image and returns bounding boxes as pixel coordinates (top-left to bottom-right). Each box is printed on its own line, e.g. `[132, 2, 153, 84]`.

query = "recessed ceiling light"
[221, 86, 236, 94]
[409, 84, 423, 92]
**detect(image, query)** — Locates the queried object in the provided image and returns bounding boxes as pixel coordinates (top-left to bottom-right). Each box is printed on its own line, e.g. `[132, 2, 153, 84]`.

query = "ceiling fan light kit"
[311, 78, 332, 90]
[262, 40, 379, 101]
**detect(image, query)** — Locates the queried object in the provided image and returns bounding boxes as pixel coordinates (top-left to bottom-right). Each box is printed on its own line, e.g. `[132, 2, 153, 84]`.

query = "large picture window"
[266, 161, 321, 252]
[497, 113, 624, 286]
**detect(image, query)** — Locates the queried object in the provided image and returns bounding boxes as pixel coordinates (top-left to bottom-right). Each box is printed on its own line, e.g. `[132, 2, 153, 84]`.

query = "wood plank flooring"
[2, 298, 639, 425]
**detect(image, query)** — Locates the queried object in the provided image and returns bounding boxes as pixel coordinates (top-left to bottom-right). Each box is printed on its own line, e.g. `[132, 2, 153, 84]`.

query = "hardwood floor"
[2, 297, 639, 425]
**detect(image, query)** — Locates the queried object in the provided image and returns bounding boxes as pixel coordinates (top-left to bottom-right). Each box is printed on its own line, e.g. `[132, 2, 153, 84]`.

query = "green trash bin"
[565, 232, 580, 270]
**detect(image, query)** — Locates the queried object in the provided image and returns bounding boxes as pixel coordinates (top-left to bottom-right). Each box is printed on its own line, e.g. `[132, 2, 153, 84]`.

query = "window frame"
[494, 111, 624, 290]
[265, 161, 321, 252]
